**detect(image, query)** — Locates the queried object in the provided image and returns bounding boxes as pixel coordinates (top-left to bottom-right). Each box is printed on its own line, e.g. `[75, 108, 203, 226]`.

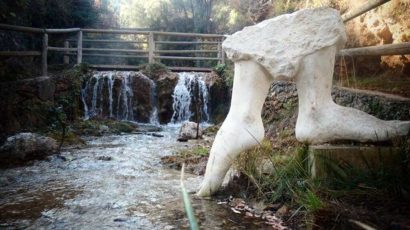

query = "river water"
[0, 127, 267, 229]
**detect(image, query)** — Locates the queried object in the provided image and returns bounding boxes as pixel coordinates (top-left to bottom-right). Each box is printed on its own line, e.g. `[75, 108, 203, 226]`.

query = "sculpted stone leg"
[197, 60, 273, 197]
[197, 8, 410, 196]
[295, 46, 410, 144]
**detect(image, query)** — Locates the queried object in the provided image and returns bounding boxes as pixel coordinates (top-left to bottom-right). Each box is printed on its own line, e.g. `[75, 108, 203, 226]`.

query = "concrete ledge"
[309, 145, 404, 179]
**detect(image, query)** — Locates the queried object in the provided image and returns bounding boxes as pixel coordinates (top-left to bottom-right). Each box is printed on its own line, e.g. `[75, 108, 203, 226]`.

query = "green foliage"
[213, 63, 226, 76]
[233, 135, 410, 221]
[234, 142, 323, 212]
[140, 62, 169, 78]
[213, 62, 234, 88]
[180, 165, 199, 230]
[72, 119, 136, 136]
[0, 0, 107, 28]
[47, 128, 85, 146]
[317, 142, 410, 198]
[120, 0, 214, 33]
[178, 146, 209, 158]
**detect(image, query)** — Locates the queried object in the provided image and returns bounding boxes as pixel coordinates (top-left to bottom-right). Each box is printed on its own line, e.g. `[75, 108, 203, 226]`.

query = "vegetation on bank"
[213, 63, 234, 89]
[337, 73, 410, 98]
[234, 134, 409, 226]
[166, 124, 410, 228]
[0, 64, 143, 145]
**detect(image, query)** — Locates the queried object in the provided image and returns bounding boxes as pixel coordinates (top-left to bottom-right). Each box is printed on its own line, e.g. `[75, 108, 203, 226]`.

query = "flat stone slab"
[308, 145, 403, 179]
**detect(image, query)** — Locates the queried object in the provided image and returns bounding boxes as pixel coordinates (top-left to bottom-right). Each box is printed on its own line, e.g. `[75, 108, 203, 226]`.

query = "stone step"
[308, 145, 405, 179]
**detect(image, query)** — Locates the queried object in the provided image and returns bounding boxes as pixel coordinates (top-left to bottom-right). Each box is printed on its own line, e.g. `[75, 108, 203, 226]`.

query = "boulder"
[156, 71, 178, 123]
[178, 122, 202, 139]
[203, 71, 230, 123]
[0, 133, 58, 163]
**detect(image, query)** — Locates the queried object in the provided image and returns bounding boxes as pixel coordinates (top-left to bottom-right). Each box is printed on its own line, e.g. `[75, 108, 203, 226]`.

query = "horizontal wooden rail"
[155, 41, 219, 45]
[83, 48, 148, 53]
[81, 28, 150, 34]
[89, 64, 141, 70]
[0, 51, 41, 56]
[342, 0, 390, 22]
[0, 23, 43, 33]
[168, 66, 213, 72]
[68, 53, 148, 59]
[0, 23, 225, 73]
[154, 56, 220, 60]
[0, 23, 81, 34]
[88, 65, 213, 72]
[153, 31, 225, 38]
[47, 28, 81, 33]
[155, 50, 218, 54]
[48, 47, 78, 52]
[68, 39, 147, 44]
[338, 42, 410, 56]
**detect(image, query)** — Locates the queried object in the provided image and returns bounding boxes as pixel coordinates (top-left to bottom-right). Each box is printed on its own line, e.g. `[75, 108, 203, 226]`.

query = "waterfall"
[81, 71, 159, 124]
[171, 72, 210, 123]
[148, 79, 160, 125]
[107, 73, 114, 118]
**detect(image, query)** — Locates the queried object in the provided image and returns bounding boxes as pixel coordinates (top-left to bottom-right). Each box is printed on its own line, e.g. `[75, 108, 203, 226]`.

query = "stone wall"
[0, 67, 87, 140]
[0, 66, 230, 138]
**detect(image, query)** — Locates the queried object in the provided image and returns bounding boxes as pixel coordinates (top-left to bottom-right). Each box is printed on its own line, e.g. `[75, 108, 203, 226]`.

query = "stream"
[0, 126, 267, 229]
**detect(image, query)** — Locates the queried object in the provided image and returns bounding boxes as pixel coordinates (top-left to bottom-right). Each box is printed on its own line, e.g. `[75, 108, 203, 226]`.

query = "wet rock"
[203, 71, 230, 123]
[82, 71, 156, 122]
[96, 156, 112, 161]
[99, 125, 110, 133]
[37, 77, 56, 101]
[178, 122, 202, 140]
[258, 159, 275, 175]
[177, 137, 188, 142]
[151, 133, 164, 138]
[0, 132, 58, 163]
[0, 176, 11, 186]
[0, 67, 86, 135]
[156, 71, 179, 123]
[134, 124, 162, 132]
[276, 205, 289, 217]
[113, 218, 127, 222]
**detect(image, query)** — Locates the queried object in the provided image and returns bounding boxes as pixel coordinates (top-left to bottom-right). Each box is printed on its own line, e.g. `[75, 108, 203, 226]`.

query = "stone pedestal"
[308, 145, 403, 179]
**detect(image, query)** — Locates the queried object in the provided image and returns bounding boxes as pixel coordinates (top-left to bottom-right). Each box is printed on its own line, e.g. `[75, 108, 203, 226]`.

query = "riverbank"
[161, 80, 410, 229]
[162, 123, 410, 229]
[0, 126, 275, 229]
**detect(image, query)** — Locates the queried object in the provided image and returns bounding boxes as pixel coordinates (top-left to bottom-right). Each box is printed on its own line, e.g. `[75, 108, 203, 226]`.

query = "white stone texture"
[294, 46, 410, 143]
[223, 7, 346, 81]
[179, 121, 203, 139]
[198, 7, 410, 196]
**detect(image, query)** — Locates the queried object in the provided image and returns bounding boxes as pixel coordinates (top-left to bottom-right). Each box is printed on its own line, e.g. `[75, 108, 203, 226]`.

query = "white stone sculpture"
[197, 7, 410, 196]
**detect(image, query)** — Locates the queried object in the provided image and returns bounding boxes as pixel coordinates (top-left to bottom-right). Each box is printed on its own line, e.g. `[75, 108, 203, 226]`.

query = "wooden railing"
[0, 25, 225, 75]
[1, 0, 409, 77]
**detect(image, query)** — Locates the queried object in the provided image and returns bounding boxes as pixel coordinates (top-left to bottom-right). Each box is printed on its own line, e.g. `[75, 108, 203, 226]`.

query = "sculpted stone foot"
[294, 46, 410, 144]
[197, 8, 410, 196]
[197, 61, 272, 197]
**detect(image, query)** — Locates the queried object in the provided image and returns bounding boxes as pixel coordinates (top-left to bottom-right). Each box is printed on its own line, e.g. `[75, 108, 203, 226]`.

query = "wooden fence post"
[148, 32, 155, 64]
[42, 33, 48, 76]
[219, 38, 225, 65]
[217, 41, 222, 65]
[64, 40, 69, 64]
[77, 31, 83, 64]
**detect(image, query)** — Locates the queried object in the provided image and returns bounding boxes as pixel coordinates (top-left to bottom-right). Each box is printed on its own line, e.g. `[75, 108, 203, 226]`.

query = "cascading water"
[171, 72, 210, 123]
[148, 79, 160, 125]
[81, 71, 159, 124]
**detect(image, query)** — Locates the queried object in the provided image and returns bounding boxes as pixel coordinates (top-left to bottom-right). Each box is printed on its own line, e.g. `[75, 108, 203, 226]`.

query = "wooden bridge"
[0, 25, 225, 75]
[0, 0, 409, 77]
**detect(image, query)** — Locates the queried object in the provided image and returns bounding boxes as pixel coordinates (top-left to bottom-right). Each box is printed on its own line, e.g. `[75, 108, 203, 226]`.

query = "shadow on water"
[0, 127, 269, 229]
